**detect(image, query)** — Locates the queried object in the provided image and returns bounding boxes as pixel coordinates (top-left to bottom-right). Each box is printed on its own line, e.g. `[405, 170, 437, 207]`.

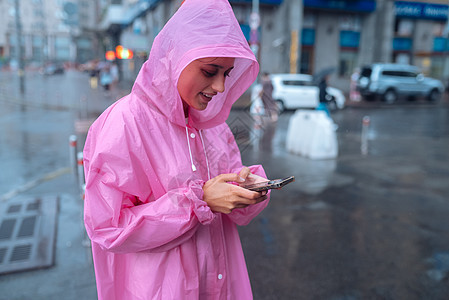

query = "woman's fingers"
[217, 173, 246, 184]
[230, 188, 267, 204]
[232, 194, 268, 210]
[203, 172, 268, 214]
[246, 173, 268, 184]
[254, 194, 268, 203]
[238, 167, 251, 181]
[233, 185, 263, 200]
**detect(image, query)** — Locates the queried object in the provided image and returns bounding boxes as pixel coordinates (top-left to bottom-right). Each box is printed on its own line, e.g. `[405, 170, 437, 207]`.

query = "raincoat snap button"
[190, 133, 195, 138]
[218, 274, 223, 280]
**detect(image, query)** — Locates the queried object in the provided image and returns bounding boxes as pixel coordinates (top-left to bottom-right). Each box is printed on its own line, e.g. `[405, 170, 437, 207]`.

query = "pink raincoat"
[83, 0, 270, 299]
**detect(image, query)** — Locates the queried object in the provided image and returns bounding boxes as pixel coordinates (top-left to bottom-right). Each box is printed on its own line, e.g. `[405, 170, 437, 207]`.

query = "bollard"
[69, 135, 78, 176]
[77, 151, 85, 197]
[361, 116, 370, 155]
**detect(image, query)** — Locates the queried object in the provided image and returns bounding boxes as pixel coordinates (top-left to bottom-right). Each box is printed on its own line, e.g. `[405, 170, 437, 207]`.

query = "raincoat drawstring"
[185, 126, 211, 181]
[199, 130, 211, 180]
[185, 126, 197, 172]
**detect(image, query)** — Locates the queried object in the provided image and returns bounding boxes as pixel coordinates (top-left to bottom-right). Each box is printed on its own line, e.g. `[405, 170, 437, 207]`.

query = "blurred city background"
[1, 0, 449, 299]
[2, 0, 449, 92]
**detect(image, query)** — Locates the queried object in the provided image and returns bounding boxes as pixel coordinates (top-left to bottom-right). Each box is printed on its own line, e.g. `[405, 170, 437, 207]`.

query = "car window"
[382, 70, 417, 77]
[403, 71, 418, 77]
[282, 80, 314, 86]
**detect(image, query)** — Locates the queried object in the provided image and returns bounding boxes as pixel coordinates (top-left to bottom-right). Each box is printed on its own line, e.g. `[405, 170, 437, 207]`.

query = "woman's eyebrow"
[206, 64, 234, 70]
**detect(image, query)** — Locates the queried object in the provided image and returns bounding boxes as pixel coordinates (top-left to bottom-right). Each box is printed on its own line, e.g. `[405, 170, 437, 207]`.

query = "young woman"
[83, 0, 270, 299]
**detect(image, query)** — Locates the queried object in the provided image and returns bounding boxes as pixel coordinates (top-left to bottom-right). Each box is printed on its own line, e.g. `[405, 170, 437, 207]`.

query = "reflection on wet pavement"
[229, 103, 449, 299]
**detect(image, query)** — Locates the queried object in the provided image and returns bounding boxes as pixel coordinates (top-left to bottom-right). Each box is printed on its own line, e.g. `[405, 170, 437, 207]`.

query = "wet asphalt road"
[231, 101, 449, 299]
[1, 70, 449, 299]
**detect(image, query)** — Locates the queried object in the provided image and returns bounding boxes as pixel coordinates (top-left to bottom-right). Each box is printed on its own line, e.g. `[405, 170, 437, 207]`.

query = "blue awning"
[395, 1, 448, 21]
[304, 0, 376, 13]
[230, 0, 283, 5]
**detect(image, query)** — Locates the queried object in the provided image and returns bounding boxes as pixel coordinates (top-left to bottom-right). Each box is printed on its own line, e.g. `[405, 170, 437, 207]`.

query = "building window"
[340, 30, 360, 48]
[300, 28, 315, 74]
[339, 50, 358, 77]
[8, 35, 25, 60]
[55, 37, 70, 60]
[301, 28, 315, 46]
[32, 36, 43, 61]
[395, 19, 413, 37]
[393, 18, 414, 64]
[300, 46, 314, 74]
[392, 37, 412, 51]
[339, 31, 359, 77]
[431, 56, 444, 79]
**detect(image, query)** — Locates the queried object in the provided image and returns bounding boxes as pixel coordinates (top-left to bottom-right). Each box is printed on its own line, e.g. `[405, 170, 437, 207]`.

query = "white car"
[251, 73, 345, 112]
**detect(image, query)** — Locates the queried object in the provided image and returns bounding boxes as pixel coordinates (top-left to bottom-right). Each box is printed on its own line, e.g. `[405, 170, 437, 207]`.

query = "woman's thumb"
[238, 167, 251, 180]
[219, 173, 246, 183]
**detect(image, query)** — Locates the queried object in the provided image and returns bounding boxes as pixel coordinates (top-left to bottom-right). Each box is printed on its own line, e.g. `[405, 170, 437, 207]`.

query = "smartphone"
[240, 176, 295, 192]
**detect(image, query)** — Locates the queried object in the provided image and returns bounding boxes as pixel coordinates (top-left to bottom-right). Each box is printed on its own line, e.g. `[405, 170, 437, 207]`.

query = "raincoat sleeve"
[83, 119, 215, 254]
[225, 127, 270, 226]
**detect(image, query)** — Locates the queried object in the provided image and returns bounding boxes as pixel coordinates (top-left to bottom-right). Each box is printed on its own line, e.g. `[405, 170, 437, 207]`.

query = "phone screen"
[240, 176, 295, 192]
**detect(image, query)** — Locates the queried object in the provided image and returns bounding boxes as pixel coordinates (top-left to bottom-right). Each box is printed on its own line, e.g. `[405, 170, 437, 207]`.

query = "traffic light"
[115, 45, 134, 59]
[105, 50, 116, 61]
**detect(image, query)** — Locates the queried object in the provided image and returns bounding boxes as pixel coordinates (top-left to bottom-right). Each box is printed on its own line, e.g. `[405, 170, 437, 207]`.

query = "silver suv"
[357, 63, 444, 103]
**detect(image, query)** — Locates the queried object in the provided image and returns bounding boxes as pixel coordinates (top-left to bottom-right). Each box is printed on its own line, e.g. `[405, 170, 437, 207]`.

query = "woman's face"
[177, 57, 235, 113]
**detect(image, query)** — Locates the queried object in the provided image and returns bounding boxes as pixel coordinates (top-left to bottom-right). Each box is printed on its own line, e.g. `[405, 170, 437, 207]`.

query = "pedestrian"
[83, 0, 270, 299]
[110, 61, 119, 89]
[259, 72, 278, 122]
[88, 59, 100, 89]
[350, 67, 361, 102]
[317, 74, 331, 117]
[99, 63, 113, 91]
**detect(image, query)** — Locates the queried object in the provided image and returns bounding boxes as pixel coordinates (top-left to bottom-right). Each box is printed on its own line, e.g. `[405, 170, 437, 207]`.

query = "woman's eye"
[202, 70, 216, 77]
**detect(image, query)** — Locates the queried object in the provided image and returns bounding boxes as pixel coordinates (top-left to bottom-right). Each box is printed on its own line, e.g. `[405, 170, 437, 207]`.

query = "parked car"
[40, 63, 65, 75]
[251, 73, 346, 112]
[356, 63, 444, 103]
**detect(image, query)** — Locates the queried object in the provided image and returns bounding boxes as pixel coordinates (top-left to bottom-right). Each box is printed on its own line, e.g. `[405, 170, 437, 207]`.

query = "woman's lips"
[200, 92, 215, 102]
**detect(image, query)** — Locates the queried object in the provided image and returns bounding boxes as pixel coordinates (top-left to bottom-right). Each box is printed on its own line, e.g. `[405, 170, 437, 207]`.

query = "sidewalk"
[0, 171, 98, 300]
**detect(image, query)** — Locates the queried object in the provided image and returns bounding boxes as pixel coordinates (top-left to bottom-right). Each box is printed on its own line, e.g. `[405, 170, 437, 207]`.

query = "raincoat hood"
[132, 0, 259, 129]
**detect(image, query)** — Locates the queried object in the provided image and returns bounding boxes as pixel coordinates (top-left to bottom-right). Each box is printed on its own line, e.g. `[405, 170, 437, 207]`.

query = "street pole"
[250, 0, 260, 60]
[252, 0, 259, 15]
[14, 0, 25, 94]
[289, 0, 302, 74]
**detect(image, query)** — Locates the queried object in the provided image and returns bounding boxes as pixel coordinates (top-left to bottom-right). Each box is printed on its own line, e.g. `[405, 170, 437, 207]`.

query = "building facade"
[99, 0, 449, 92]
[0, 0, 100, 69]
[2, 0, 448, 92]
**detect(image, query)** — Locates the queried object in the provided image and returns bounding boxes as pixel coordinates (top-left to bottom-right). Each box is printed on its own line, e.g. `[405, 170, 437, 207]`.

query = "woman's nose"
[211, 76, 226, 93]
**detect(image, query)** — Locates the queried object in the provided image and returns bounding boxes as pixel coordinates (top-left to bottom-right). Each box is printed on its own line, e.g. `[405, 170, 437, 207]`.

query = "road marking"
[0, 97, 73, 111]
[0, 167, 71, 202]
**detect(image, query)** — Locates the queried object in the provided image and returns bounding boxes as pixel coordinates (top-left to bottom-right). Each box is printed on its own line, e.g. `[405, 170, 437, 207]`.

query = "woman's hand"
[203, 168, 267, 214]
[238, 167, 269, 188]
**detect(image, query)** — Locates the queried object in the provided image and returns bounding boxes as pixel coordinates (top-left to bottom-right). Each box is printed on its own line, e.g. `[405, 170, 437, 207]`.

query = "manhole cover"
[0, 195, 58, 274]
